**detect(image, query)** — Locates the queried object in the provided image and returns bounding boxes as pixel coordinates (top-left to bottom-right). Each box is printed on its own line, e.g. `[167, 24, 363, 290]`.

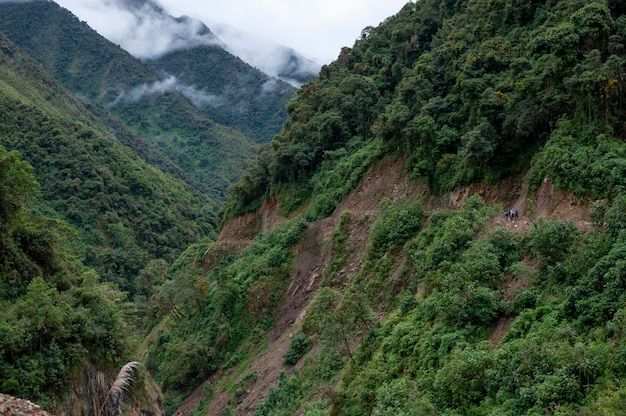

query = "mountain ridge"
[0, 0, 295, 198]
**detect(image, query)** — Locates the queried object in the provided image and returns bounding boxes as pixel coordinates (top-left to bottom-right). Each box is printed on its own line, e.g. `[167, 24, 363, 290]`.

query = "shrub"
[367, 197, 424, 259]
[524, 219, 579, 269]
[284, 332, 310, 365]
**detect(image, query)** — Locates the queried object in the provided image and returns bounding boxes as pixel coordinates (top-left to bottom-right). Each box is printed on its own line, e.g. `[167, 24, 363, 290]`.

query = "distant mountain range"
[0, 0, 317, 199]
[65, 0, 320, 86]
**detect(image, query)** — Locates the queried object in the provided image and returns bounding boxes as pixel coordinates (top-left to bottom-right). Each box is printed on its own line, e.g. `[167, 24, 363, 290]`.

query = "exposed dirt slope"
[175, 157, 593, 415]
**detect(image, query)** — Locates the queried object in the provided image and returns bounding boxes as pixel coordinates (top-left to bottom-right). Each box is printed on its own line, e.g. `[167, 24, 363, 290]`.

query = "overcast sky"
[55, 0, 410, 65]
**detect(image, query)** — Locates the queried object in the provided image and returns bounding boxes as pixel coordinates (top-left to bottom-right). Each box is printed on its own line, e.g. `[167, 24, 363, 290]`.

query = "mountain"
[0, 0, 291, 198]
[0, 32, 178, 413]
[146, 42, 297, 143]
[54, 0, 302, 142]
[3, 0, 626, 414]
[210, 22, 321, 86]
[0, 31, 218, 292]
[136, 0, 626, 414]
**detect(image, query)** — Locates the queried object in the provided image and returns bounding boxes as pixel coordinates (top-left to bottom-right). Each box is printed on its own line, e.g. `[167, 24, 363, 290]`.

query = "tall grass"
[96, 361, 141, 416]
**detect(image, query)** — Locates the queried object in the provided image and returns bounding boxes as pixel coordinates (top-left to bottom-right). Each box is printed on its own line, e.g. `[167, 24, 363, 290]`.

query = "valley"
[1, 0, 625, 415]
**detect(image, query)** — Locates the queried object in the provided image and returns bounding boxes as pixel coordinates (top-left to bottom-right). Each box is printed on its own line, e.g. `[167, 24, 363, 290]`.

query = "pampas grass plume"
[97, 361, 141, 416]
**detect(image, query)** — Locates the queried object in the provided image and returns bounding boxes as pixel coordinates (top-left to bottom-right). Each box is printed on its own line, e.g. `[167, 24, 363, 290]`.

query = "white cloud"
[112, 76, 224, 107]
[211, 22, 319, 83]
[56, 0, 224, 59]
[56, 0, 410, 65]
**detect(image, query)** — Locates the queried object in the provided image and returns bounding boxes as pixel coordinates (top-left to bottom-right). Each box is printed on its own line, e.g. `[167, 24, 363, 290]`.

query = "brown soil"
[175, 158, 595, 415]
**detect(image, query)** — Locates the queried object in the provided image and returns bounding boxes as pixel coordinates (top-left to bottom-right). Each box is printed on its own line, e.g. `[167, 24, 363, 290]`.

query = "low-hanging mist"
[56, 0, 224, 59]
[111, 76, 225, 108]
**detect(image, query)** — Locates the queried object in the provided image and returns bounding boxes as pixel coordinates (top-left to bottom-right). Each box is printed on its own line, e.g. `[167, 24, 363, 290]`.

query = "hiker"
[504, 210, 511, 221]
[514, 209, 519, 220]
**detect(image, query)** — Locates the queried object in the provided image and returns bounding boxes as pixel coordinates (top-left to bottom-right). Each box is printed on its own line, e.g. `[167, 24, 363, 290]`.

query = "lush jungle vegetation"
[244, 194, 626, 415]
[0, 32, 216, 294]
[144, 216, 308, 411]
[223, 0, 626, 220]
[2, 0, 626, 414]
[0, 144, 134, 408]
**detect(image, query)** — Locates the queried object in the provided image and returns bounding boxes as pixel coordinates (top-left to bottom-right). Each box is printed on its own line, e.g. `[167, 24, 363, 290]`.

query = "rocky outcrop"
[0, 394, 52, 416]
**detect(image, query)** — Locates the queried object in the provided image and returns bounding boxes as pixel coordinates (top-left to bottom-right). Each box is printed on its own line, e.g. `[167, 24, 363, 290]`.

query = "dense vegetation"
[224, 0, 626, 220]
[170, 0, 626, 414]
[143, 217, 308, 412]
[0, 33, 216, 293]
[251, 195, 626, 415]
[2, 0, 626, 414]
[147, 44, 296, 143]
[0, 144, 133, 408]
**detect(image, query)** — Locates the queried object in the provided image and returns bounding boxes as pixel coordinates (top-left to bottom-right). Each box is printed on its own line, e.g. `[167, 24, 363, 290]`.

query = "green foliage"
[0, 145, 37, 226]
[0, 149, 132, 407]
[149, 0, 626, 412]
[527, 119, 626, 199]
[4, 0, 626, 414]
[371, 378, 437, 416]
[367, 196, 425, 259]
[303, 287, 374, 364]
[433, 344, 491, 409]
[328, 192, 626, 416]
[146, 217, 308, 405]
[306, 137, 384, 220]
[0, 34, 218, 292]
[225, 0, 626, 210]
[284, 332, 310, 365]
[524, 219, 580, 269]
[254, 371, 305, 416]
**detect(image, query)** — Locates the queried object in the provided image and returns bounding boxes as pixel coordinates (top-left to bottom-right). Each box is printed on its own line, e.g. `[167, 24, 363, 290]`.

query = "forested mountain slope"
[0, 123, 162, 415]
[139, 0, 626, 414]
[0, 32, 216, 293]
[0, 0, 283, 197]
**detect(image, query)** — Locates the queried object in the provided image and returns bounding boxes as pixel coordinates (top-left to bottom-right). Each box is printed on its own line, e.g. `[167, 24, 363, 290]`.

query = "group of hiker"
[504, 209, 519, 221]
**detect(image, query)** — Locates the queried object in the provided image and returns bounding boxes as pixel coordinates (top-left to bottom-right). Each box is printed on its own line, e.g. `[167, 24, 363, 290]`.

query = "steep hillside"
[176, 156, 609, 416]
[0, 0, 262, 197]
[223, 0, 626, 221]
[0, 32, 215, 292]
[142, 0, 626, 414]
[0, 143, 163, 414]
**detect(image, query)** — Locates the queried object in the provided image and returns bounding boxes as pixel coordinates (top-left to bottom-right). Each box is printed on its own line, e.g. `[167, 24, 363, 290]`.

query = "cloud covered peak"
[56, 0, 224, 59]
[211, 22, 320, 87]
